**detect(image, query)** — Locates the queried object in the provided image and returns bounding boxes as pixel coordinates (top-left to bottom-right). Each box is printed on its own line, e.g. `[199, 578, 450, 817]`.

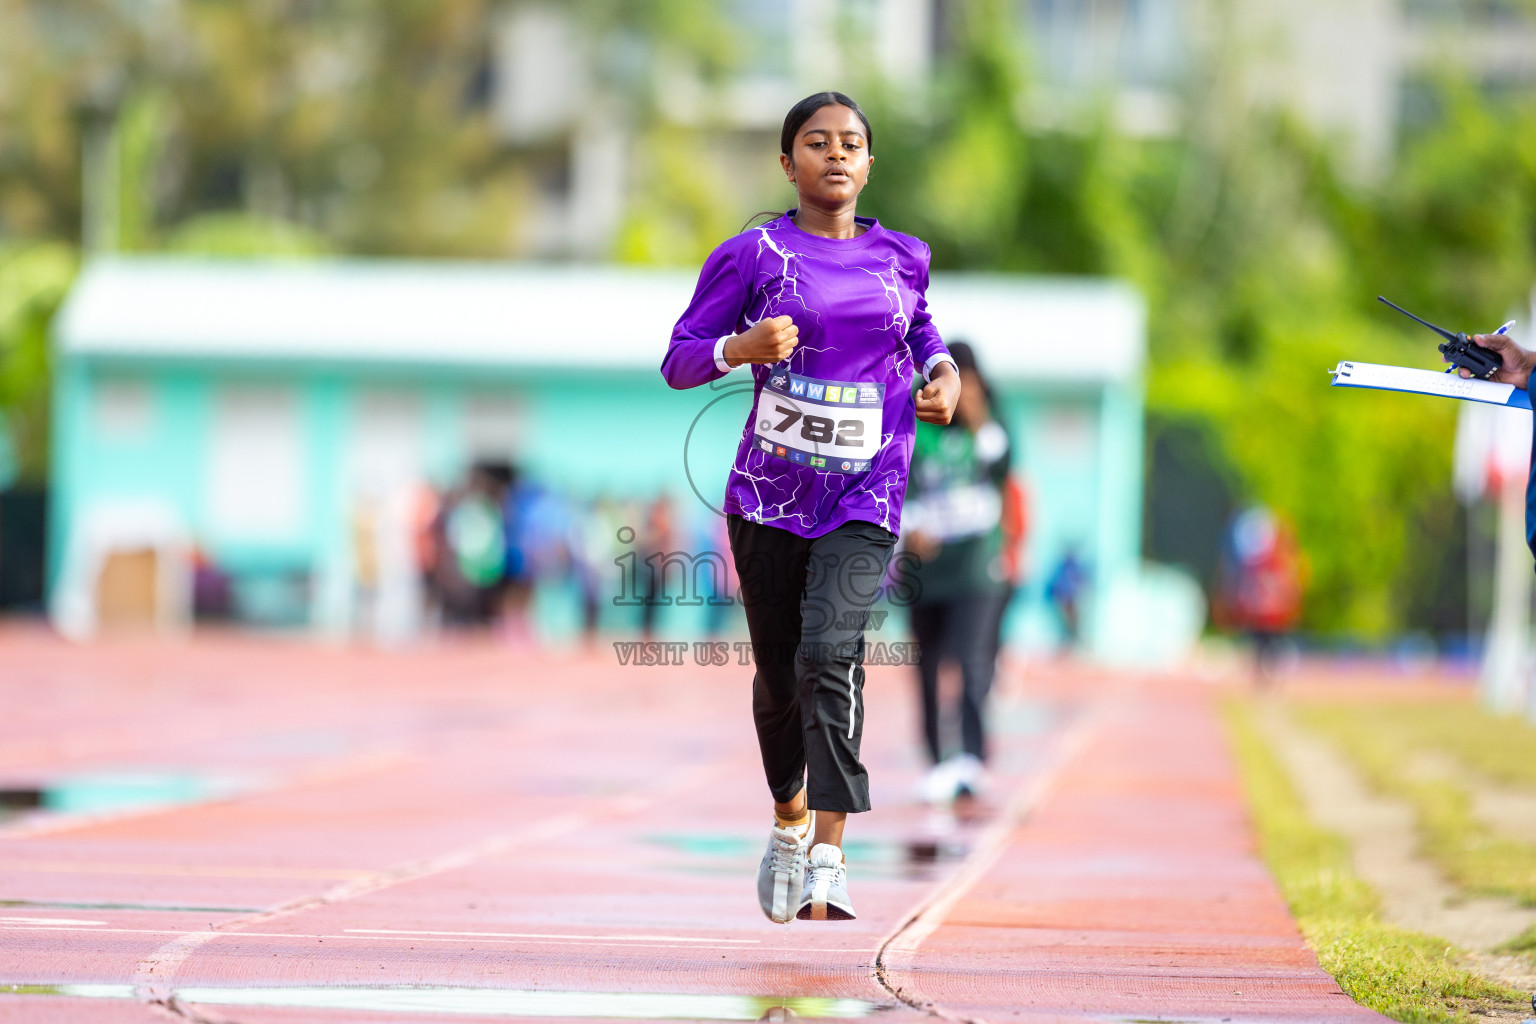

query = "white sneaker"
[796, 843, 856, 921]
[756, 812, 813, 924]
[915, 761, 961, 805]
[948, 754, 987, 798]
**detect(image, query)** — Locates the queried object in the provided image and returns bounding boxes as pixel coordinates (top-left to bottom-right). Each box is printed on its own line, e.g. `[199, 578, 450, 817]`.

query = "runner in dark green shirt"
[900, 342, 1011, 803]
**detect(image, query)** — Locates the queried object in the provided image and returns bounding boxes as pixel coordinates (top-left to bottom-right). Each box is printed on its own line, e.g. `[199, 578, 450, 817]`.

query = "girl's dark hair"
[780, 91, 872, 155]
[946, 340, 998, 416]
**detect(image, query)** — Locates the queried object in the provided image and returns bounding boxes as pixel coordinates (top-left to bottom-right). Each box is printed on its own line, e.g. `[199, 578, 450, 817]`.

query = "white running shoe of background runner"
[948, 753, 988, 799]
[796, 843, 856, 921]
[914, 759, 961, 805]
[757, 812, 813, 924]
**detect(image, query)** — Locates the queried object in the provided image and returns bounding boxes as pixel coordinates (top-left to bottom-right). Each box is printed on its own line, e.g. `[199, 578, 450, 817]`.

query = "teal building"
[50, 258, 1166, 656]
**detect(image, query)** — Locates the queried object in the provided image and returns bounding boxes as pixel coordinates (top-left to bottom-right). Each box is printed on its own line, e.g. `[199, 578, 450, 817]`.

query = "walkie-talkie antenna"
[1377, 296, 1457, 342]
[1376, 294, 1508, 380]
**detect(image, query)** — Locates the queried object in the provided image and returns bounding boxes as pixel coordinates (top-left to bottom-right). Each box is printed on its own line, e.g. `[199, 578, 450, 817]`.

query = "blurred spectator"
[989, 473, 1030, 664]
[412, 484, 443, 626]
[429, 461, 512, 628]
[639, 494, 677, 639]
[901, 341, 1011, 805]
[1219, 505, 1304, 682]
[574, 495, 627, 643]
[702, 510, 739, 638]
[191, 547, 232, 621]
[1045, 547, 1088, 651]
[350, 491, 380, 632]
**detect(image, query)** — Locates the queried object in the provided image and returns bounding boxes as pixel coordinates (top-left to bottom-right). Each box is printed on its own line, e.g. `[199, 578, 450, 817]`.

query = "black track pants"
[909, 591, 1002, 765]
[727, 514, 897, 814]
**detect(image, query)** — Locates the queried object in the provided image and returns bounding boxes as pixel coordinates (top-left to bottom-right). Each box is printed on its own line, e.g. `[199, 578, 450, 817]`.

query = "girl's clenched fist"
[724, 315, 799, 366]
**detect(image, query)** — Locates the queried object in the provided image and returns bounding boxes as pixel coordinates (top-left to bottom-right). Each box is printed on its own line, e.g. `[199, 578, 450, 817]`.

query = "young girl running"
[661, 91, 959, 923]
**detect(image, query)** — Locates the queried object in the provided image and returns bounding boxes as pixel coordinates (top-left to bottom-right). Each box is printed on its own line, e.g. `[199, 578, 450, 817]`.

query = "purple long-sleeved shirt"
[662, 212, 952, 539]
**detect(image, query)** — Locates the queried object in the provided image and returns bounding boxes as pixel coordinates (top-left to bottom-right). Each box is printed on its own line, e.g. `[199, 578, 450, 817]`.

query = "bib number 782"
[773, 404, 864, 447]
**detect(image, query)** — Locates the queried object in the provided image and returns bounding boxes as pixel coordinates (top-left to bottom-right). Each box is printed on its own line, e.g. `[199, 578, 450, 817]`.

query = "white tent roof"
[57, 257, 1144, 383]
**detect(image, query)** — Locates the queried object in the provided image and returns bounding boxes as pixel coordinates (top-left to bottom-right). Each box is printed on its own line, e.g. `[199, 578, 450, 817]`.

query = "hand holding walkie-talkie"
[1377, 296, 1516, 380]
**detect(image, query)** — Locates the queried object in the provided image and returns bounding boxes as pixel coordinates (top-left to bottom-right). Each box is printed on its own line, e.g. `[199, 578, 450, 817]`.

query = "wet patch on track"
[0, 898, 262, 914]
[647, 833, 970, 881]
[1, 981, 887, 1019]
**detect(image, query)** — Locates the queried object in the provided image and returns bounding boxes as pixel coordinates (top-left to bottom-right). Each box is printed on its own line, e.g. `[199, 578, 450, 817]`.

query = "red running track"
[0, 628, 1385, 1024]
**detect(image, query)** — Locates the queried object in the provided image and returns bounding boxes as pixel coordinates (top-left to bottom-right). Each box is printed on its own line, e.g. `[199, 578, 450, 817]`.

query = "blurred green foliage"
[859, 5, 1536, 637]
[0, 242, 75, 484]
[2, 0, 1535, 636]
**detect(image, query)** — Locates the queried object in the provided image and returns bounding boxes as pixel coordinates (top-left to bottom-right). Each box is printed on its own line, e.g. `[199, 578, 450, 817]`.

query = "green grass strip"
[1494, 923, 1536, 957]
[1295, 702, 1536, 904]
[1307, 701, 1536, 789]
[1224, 701, 1523, 1023]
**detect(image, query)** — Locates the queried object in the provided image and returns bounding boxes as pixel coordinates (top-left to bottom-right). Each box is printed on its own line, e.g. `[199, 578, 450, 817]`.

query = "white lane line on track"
[4, 924, 793, 949]
[0, 916, 105, 926]
[868, 692, 1111, 1023]
[345, 928, 756, 943]
[129, 760, 728, 1012]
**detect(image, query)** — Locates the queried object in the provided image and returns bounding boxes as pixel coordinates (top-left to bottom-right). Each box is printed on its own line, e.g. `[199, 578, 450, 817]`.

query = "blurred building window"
[730, 0, 794, 79]
[492, 4, 587, 143]
[1403, 0, 1529, 25]
[94, 379, 155, 441]
[849, 0, 935, 84]
[204, 386, 306, 544]
[349, 391, 425, 495]
[1025, 0, 1185, 90]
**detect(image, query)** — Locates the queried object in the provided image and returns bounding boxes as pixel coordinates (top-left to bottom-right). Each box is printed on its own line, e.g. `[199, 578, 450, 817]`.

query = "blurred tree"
[0, 0, 751, 476]
[0, 0, 517, 254]
[0, 243, 76, 484]
[857, 1, 1536, 639]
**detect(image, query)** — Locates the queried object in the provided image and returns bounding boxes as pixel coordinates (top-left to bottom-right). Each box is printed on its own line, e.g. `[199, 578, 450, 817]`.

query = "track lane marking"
[129, 760, 728, 1016]
[344, 928, 756, 943]
[0, 861, 371, 880]
[869, 691, 1111, 1023]
[4, 924, 790, 949]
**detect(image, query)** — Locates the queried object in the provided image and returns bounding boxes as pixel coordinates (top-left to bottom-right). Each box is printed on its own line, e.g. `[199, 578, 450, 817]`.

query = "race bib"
[752, 371, 885, 475]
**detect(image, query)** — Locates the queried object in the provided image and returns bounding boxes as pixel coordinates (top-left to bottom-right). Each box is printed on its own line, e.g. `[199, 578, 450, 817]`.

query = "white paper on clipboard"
[1329, 360, 1533, 410]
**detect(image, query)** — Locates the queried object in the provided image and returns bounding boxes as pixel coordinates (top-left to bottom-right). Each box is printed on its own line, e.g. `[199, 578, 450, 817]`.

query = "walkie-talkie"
[1377, 296, 1510, 380]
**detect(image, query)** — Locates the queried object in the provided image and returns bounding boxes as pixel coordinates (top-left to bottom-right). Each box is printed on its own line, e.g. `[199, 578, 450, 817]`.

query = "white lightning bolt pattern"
[728, 220, 920, 536]
[853, 254, 918, 387]
[752, 226, 820, 336]
[752, 225, 843, 366]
